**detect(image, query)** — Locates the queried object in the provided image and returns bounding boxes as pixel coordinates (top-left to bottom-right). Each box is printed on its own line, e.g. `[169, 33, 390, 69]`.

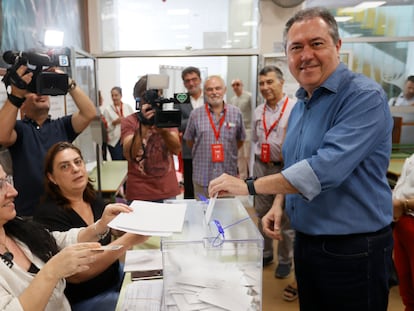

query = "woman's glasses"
[0, 175, 13, 194]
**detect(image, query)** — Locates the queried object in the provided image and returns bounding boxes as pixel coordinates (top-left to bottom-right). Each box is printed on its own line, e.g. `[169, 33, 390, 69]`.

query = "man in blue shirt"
[209, 7, 393, 311]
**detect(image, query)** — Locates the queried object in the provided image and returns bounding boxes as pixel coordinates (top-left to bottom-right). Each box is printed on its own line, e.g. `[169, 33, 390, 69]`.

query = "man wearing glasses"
[178, 67, 204, 199]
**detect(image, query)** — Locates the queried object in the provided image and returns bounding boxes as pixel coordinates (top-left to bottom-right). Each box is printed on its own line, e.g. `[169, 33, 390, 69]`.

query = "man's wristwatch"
[244, 177, 257, 195]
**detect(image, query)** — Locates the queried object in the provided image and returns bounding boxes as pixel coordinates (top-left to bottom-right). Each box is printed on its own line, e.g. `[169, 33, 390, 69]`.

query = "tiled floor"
[260, 247, 403, 311]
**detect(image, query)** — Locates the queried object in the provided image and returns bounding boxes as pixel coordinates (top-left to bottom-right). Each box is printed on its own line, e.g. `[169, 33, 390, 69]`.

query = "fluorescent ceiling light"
[342, 1, 386, 12]
[171, 24, 190, 30]
[234, 32, 248, 37]
[243, 21, 257, 27]
[355, 1, 386, 9]
[167, 9, 190, 15]
[335, 16, 353, 22]
[44, 30, 64, 46]
[176, 34, 189, 39]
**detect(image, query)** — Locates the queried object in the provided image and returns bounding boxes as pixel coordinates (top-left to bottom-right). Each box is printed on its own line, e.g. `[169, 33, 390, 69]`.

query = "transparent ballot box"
[161, 198, 264, 311]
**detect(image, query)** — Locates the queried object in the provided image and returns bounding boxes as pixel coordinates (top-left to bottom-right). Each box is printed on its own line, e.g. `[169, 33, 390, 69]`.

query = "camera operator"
[0, 64, 96, 217]
[121, 75, 181, 202]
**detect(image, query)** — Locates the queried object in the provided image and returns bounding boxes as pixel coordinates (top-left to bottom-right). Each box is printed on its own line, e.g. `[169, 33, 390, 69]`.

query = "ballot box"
[161, 198, 263, 311]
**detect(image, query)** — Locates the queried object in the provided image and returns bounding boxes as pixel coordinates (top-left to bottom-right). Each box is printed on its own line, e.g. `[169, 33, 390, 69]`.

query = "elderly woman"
[0, 163, 130, 311]
[34, 141, 148, 311]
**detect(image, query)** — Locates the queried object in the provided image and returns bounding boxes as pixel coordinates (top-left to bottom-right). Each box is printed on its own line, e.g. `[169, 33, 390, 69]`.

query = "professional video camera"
[2, 48, 70, 96]
[136, 74, 191, 128]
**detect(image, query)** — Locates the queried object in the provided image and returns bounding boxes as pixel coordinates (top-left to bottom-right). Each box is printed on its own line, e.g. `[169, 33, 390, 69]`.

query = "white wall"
[258, 0, 303, 54]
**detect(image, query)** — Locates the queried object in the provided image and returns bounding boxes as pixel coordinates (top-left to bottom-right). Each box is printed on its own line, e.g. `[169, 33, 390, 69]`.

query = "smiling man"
[184, 75, 245, 199]
[209, 7, 393, 311]
[252, 66, 296, 277]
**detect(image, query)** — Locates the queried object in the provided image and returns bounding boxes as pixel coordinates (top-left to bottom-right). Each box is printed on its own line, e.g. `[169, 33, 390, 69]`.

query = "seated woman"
[34, 142, 148, 311]
[0, 163, 131, 311]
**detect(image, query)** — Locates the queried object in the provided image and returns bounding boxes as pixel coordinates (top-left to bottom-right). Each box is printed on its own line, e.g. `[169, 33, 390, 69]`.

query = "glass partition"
[99, 0, 259, 51]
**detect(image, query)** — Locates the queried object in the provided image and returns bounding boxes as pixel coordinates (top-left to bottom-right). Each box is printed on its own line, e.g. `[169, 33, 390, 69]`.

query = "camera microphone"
[3, 50, 54, 67]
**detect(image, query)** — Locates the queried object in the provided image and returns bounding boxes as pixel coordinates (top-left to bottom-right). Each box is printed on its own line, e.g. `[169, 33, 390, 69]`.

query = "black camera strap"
[2, 61, 27, 108]
[7, 93, 25, 108]
[1, 57, 29, 91]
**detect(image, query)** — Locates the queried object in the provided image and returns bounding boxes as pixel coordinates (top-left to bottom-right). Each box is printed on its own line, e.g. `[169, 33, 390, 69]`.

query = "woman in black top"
[34, 141, 148, 311]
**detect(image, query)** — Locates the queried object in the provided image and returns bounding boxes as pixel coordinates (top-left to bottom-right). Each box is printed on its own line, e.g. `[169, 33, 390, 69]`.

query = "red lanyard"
[115, 103, 124, 117]
[263, 97, 289, 142]
[205, 104, 226, 142]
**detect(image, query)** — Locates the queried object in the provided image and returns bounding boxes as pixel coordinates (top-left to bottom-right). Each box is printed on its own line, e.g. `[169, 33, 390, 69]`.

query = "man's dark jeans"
[295, 225, 393, 311]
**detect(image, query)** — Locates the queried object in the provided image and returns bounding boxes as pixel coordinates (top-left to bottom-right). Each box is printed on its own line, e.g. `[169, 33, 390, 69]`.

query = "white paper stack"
[108, 200, 187, 236]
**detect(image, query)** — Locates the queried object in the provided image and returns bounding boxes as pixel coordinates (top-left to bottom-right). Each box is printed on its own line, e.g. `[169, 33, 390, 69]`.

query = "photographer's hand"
[0, 65, 33, 147]
[156, 127, 181, 155]
[141, 103, 155, 120]
[11, 65, 32, 97]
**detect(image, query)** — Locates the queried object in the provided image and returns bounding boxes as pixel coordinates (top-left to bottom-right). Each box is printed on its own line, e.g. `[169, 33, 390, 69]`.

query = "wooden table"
[387, 158, 406, 187]
[89, 160, 128, 195]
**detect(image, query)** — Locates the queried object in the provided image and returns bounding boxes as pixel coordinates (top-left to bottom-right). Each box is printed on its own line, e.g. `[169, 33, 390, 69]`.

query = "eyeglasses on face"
[232, 83, 241, 87]
[0, 175, 13, 193]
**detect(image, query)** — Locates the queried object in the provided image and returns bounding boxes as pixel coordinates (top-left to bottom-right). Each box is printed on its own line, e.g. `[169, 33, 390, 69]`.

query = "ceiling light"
[335, 16, 353, 22]
[171, 24, 190, 30]
[243, 21, 257, 27]
[340, 1, 386, 13]
[44, 30, 64, 47]
[354, 1, 386, 9]
[167, 9, 190, 15]
[234, 32, 248, 37]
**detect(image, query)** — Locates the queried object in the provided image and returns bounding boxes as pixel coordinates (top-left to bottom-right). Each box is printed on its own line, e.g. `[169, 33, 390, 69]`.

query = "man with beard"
[184, 75, 245, 199]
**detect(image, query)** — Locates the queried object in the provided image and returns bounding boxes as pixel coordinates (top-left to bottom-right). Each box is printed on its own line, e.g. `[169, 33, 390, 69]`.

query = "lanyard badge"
[261, 143, 270, 163]
[260, 97, 289, 163]
[206, 105, 226, 163]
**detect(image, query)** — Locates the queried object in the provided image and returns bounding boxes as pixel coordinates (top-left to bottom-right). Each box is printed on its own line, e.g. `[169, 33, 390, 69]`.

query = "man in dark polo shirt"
[0, 64, 96, 216]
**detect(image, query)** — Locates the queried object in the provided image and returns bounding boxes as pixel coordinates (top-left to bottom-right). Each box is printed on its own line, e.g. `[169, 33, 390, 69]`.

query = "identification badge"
[211, 144, 224, 162]
[261, 143, 270, 163]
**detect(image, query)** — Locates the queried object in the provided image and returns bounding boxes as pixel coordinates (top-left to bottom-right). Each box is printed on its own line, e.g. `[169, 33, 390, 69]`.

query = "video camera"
[136, 74, 191, 128]
[2, 48, 70, 96]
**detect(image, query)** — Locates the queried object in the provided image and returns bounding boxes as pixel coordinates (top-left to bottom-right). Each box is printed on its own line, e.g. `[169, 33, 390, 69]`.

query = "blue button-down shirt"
[282, 63, 393, 235]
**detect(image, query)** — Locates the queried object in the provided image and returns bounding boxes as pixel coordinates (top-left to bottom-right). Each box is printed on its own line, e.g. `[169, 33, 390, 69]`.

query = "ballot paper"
[108, 200, 187, 236]
[204, 192, 218, 224]
[121, 279, 163, 311]
[124, 249, 163, 272]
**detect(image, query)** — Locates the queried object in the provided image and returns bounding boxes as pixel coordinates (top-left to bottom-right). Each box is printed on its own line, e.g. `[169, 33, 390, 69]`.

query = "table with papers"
[115, 198, 263, 311]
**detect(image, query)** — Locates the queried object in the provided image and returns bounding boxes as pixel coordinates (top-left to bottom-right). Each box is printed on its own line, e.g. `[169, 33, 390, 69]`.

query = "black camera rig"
[2, 48, 71, 96]
[136, 74, 191, 128]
